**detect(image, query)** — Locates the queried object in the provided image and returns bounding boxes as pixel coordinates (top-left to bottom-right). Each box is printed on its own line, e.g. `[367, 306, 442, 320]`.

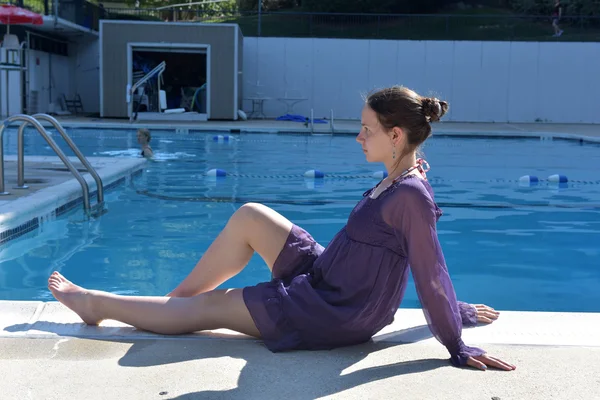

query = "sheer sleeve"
[382, 180, 485, 367]
[458, 301, 478, 327]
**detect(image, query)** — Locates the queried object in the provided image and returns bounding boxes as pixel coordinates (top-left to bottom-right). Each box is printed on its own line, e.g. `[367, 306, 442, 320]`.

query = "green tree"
[300, 0, 455, 13]
[510, 0, 599, 15]
[125, 0, 238, 12]
[238, 0, 300, 11]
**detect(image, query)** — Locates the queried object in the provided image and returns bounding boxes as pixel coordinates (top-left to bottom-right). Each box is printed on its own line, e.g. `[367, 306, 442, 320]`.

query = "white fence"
[243, 37, 600, 123]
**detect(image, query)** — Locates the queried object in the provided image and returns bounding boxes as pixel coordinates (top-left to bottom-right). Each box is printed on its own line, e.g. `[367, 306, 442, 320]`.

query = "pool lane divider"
[204, 169, 600, 186]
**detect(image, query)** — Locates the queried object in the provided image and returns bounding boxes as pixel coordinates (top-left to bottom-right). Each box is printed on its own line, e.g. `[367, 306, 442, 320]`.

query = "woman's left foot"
[48, 271, 102, 325]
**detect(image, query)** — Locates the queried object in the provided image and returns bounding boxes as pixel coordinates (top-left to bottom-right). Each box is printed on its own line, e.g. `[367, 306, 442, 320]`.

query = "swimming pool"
[1, 128, 599, 312]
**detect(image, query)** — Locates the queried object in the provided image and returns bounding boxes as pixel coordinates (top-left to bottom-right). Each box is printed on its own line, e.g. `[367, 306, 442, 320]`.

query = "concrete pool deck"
[0, 118, 599, 399]
[1, 302, 599, 399]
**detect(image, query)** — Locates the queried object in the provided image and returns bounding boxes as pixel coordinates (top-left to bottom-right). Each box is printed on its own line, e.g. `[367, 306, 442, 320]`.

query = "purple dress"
[243, 175, 485, 367]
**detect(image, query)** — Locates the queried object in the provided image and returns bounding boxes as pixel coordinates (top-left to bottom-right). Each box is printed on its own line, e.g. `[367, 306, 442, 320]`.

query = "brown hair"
[137, 128, 151, 142]
[366, 86, 448, 153]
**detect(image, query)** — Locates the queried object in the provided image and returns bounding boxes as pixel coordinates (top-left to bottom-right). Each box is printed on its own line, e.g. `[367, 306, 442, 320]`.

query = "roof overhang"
[31, 15, 99, 38]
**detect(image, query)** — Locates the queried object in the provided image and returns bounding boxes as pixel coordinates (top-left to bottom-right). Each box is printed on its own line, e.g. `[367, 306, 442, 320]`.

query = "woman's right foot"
[47, 271, 103, 325]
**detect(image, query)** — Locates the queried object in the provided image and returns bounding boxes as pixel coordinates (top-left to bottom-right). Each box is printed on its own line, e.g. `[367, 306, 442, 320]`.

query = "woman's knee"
[231, 202, 272, 226]
[227, 202, 292, 266]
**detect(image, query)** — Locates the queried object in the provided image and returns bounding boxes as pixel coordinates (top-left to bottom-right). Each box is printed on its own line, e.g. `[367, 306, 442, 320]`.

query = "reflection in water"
[0, 218, 102, 297]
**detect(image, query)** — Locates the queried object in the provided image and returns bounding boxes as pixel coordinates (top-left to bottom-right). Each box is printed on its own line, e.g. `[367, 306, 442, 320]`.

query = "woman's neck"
[386, 153, 417, 181]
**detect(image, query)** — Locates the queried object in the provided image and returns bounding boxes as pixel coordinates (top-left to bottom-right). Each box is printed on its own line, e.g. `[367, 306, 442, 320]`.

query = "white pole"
[330, 109, 335, 133]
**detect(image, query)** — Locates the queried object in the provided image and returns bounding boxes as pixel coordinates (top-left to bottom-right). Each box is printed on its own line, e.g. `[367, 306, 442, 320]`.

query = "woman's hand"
[473, 304, 500, 324]
[467, 354, 516, 371]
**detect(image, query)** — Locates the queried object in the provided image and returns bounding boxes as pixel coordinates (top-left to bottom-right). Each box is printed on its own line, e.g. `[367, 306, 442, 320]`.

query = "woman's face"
[356, 105, 397, 164]
[137, 132, 148, 145]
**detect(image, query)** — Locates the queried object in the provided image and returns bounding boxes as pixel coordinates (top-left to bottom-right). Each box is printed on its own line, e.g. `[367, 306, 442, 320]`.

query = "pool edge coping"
[1, 301, 600, 348]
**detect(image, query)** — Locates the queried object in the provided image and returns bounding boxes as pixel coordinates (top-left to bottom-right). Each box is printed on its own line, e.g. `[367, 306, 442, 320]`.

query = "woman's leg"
[169, 202, 293, 297]
[48, 272, 261, 337]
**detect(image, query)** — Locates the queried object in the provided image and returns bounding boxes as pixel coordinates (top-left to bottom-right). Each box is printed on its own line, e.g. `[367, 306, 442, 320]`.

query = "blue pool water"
[1, 128, 599, 312]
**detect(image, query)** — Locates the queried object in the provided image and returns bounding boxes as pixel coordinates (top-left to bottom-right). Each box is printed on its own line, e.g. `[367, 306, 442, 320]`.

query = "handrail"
[0, 114, 92, 211]
[133, 61, 166, 95]
[15, 114, 105, 205]
[128, 61, 166, 121]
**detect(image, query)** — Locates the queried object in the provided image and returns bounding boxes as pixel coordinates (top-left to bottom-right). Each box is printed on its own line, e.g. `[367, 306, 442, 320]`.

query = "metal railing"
[100, 8, 600, 41]
[0, 114, 106, 216]
[16, 114, 105, 206]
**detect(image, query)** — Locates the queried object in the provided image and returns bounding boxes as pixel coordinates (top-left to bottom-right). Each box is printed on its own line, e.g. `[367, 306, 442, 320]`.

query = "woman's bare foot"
[48, 271, 103, 325]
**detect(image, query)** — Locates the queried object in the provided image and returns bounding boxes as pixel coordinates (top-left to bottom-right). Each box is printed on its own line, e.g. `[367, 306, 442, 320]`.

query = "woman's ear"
[392, 127, 403, 144]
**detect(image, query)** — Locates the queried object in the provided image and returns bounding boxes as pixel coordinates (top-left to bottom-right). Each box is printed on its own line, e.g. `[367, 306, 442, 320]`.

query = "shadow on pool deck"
[2, 319, 448, 399]
[0, 334, 463, 399]
[1, 334, 599, 399]
[0, 319, 463, 399]
[119, 340, 445, 400]
[139, 349, 444, 399]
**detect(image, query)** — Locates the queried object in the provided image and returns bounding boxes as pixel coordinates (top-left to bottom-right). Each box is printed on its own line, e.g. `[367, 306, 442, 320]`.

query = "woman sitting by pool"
[48, 86, 515, 371]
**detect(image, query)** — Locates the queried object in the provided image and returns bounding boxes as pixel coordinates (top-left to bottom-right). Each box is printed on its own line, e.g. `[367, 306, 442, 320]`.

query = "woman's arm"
[384, 182, 485, 367]
[142, 147, 154, 158]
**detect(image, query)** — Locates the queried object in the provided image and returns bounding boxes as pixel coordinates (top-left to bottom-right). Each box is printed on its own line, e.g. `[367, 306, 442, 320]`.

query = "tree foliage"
[510, 0, 600, 15]
[511, 0, 600, 16]
[300, 0, 456, 14]
[128, 0, 238, 13]
[238, 0, 299, 11]
[121, 0, 600, 15]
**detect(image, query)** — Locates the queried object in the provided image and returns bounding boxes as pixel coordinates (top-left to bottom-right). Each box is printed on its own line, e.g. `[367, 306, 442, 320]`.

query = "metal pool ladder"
[0, 114, 107, 217]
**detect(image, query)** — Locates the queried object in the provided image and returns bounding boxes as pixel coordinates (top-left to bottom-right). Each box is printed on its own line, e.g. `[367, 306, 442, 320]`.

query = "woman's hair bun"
[421, 97, 448, 122]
